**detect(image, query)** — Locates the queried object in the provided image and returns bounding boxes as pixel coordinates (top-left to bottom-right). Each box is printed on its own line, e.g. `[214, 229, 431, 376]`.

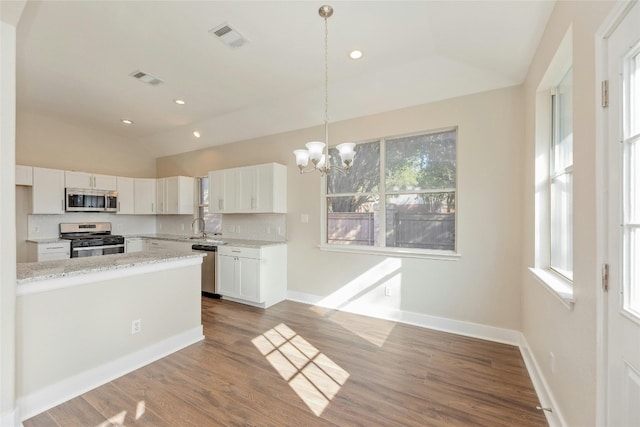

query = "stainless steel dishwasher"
[191, 244, 221, 299]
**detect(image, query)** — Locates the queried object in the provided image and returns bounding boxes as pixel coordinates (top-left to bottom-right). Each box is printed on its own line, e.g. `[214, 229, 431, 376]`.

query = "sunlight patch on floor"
[252, 323, 349, 416]
[135, 400, 146, 420]
[310, 258, 401, 347]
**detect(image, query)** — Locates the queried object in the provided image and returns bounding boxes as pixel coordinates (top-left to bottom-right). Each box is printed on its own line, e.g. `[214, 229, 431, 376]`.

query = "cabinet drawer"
[37, 242, 70, 254]
[218, 245, 260, 259]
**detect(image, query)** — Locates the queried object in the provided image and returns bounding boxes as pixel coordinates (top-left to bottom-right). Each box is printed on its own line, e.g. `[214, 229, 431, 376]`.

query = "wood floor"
[24, 298, 548, 426]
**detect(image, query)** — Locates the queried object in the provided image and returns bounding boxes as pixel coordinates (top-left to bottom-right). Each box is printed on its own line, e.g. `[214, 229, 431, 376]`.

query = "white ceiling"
[16, 1, 556, 158]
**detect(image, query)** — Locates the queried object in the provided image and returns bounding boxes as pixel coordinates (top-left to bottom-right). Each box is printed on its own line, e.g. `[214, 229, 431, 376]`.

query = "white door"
[606, 2, 640, 425]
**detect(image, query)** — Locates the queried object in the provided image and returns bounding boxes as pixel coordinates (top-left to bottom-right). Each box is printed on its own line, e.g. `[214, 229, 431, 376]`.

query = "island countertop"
[17, 250, 205, 286]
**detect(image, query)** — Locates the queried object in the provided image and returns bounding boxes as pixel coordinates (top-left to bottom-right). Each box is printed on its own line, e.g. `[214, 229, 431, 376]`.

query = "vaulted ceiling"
[16, 1, 555, 157]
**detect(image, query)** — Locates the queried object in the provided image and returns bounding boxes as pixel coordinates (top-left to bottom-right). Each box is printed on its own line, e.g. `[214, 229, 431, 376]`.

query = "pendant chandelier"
[293, 5, 356, 176]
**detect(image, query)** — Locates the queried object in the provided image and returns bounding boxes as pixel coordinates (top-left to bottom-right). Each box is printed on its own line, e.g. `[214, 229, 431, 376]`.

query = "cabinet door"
[165, 177, 179, 214]
[15, 165, 33, 186]
[209, 170, 237, 212]
[32, 167, 65, 214]
[65, 171, 92, 189]
[255, 163, 287, 213]
[134, 178, 156, 214]
[116, 177, 135, 214]
[177, 176, 194, 214]
[208, 170, 224, 213]
[92, 174, 117, 191]
[156, 178, 167, 214]
[236, 167, 256, 212]
[217, 254, 240, 297]
[238, 256, 261, 302]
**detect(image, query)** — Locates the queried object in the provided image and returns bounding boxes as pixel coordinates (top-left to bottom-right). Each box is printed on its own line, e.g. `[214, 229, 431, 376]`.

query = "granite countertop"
[17, 250, 204, 284]
[134, 234, 286, 248]
[26, 238, 68, 244]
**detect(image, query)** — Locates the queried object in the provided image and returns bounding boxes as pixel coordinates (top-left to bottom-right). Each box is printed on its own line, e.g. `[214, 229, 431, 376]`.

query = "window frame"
[320, 127, 460, 260]
[549, 68, 574, 281]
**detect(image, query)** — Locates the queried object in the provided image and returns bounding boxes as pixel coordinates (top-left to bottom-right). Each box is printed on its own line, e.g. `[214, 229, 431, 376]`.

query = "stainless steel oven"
[60, 222, 125, 258]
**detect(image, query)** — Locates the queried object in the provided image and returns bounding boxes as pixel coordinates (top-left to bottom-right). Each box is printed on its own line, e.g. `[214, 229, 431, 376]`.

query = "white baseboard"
[287, 290, 521, 345]
[287, 290, 562, 425]
[17, 326, 204, 421]
[0, 408, 23, 427]
[518, 335, 567, 427]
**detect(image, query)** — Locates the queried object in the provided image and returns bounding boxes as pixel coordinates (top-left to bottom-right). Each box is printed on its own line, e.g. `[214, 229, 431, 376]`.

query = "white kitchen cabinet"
[208, 169, 237, 213]
[216, 244, 287, 308]
[147, 239, 193, 252]
[134, 178, 156, 214]
[65, 171, 117, 191]
[156, 176, 194, 215]
[116, 177, 135, 214]
[15, 165, 33, 186]
[26, 240, 70, 262]
[31, 167, 65, 214]
[208, 163, 286, 214]
[125, 237, 147, 253]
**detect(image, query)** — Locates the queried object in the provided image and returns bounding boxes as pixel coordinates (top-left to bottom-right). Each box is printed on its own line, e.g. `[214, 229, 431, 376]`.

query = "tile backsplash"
[221, 214, 286, 242]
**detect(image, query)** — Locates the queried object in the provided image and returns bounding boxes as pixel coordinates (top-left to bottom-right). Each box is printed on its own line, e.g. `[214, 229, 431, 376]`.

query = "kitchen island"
[16, 250, 205, 420]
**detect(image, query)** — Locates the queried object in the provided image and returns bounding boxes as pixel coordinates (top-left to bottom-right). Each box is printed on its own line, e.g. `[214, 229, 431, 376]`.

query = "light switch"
[301, 214, 309, 224]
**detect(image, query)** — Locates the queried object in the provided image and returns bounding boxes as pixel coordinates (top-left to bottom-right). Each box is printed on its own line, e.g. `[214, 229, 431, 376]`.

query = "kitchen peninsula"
[15, 250, 205, 420]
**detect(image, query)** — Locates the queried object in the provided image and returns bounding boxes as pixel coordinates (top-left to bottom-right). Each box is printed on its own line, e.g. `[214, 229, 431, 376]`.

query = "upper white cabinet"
[32, 167, 65, 214]
[116, 176, 135, 214]
[65, 171, 117, 191]
[134, 178, 157, 214]
[16, 165, 33, 186]
[156, 176, 194, 215]
[208, 163, 286, 214]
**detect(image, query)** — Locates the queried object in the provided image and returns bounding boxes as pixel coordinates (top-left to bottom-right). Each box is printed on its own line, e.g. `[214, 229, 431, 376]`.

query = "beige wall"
[521, 2, 614, 426]
[159, 85, 525, 330]
[16, 108, 156, 177]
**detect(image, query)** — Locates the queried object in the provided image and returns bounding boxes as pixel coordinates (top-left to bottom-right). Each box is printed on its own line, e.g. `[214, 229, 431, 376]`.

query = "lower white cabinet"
[216, 244, 287, 308]
[147, 239, 193, 252]
[124, 237, 148, 253]
[27, 241, 70, 262]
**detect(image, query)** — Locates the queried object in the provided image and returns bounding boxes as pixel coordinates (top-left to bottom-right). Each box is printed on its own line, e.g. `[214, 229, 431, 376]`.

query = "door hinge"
[602, 263, 609, 292]
[602, 80, 609, 108]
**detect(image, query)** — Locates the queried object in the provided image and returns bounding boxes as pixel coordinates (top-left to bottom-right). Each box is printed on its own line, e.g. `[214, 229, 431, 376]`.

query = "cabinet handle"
[118, 201, 121, 212]
[251, 197, 255, 209]
[232, 250, 241, 253]
[46, 246, 65, 250]
[61, 200, 64, 212]
[151, 203, 154, 213]
[219, 199, 223, 210]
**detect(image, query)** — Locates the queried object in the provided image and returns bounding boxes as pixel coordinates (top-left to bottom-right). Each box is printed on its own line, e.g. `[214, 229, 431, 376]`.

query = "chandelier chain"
[324, 11, 329, 153]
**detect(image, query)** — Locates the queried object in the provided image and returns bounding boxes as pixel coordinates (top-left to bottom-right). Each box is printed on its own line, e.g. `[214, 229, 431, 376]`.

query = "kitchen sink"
[187, 236, 227, 245]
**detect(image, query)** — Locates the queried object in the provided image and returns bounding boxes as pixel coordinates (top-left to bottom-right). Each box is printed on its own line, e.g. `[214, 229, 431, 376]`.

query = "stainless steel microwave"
[65, 188, 118, 212]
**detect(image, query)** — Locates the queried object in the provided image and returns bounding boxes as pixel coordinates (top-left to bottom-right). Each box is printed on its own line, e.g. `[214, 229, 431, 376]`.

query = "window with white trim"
[324, 128, 457, 252]
[549, 69, 574, 280]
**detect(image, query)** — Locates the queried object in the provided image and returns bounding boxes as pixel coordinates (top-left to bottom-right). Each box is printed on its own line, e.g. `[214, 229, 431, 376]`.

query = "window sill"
[319, 244, 461, 261]
[529, 267, 575, 310]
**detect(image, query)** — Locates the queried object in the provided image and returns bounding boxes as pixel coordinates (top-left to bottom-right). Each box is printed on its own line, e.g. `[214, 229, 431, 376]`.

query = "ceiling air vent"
[209, 23, 249, 49]
[129, 70, 164, 86]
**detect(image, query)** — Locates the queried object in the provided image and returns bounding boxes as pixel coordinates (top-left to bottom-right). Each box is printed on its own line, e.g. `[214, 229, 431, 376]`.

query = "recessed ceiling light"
[174, 99, 186, 105]
[193, 131, 201, 138]
[121, 119, 133, 125]
[349, 50, 363, 60]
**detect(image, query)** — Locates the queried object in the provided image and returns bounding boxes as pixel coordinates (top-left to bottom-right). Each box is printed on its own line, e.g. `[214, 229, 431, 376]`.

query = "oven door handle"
[73, 244, 125, 252]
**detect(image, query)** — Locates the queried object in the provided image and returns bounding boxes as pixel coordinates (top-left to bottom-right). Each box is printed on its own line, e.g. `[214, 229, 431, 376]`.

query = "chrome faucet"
[191, 217, 206, 238]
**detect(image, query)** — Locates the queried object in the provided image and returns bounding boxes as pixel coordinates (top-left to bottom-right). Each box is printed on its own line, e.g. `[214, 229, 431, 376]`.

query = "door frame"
[595, 1, 639, 425]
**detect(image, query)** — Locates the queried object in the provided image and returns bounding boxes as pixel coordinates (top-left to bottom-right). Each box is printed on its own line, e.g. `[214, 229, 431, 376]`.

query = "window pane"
[327, 195, 379, 246]
[385, 192, 455, 250]
[550, 172, 573, 279]
[626, 226, 640, 316]
[551, 69, 573, 174]
[386, 130, 456, 191]
[631, 52, 639, 136]
[327, 141, 380, 194]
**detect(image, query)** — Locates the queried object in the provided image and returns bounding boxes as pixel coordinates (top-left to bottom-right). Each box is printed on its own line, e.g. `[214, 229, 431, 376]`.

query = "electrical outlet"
[131, 319, 142, 335]
[301, 214, 309, 224]
[180, 224, 185, 231]
[385, 285, 392, 296]
[549, 352, 556, 374]
[267, 226, 272, 234]
[34, 226, 40, 233]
